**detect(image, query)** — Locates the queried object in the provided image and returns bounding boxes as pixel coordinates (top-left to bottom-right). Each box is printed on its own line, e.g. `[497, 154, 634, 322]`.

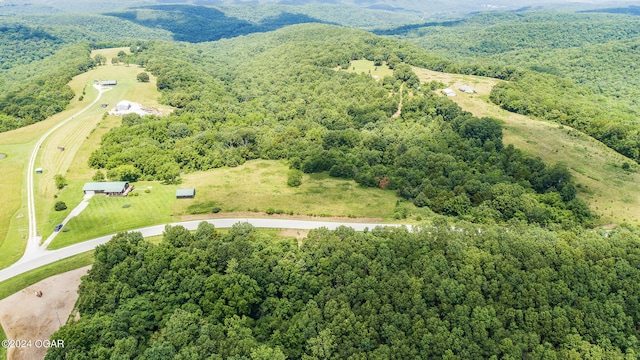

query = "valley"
[2, 2, 640, 359]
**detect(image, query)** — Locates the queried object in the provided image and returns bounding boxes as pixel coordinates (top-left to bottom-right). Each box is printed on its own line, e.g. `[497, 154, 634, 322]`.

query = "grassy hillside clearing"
[50, 159, 420, 249]
[413, 67, 640, 225]
[0, 48, 164, 269]
[339, 59, 394, 80]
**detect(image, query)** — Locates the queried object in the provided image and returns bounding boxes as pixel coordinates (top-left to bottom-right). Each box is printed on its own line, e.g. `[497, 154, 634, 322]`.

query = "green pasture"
[49, 159, 417, 249]
[175, 160, 407, 219]
[340, 59, 394, 80]
[413, 67, 640, 225]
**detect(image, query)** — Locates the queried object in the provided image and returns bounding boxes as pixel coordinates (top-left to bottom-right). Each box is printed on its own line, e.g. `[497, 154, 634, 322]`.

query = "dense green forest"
[0, 16, 170, 132]
[86, 25, 591, 227]
[104, 5, 326, 43]
[47, 222, 640, 359]
[0, 43, 94, 131]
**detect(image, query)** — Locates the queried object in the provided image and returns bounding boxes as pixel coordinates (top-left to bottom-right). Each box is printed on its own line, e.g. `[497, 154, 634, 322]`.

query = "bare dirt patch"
[0, 266, 90, 360]
[278, 229, 310, 239]
[109, 100, 168, 117]
[178, 211, 384, 223]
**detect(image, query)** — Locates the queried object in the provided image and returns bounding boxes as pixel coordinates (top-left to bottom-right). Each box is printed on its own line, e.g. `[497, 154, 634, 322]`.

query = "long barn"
[82, 182, 131, 196]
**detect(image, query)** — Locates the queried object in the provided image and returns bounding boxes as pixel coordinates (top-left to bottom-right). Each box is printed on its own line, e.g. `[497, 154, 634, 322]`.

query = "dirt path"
[0, 266, 90, 360]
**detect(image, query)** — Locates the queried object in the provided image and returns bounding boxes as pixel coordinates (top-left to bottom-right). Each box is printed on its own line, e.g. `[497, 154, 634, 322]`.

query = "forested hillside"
[86, 25, 591, 227]
[390, 12, 640, 164]
[0, 43, 94, 131]
[0, 15, 170, 132]
[47, 222, 640, 359]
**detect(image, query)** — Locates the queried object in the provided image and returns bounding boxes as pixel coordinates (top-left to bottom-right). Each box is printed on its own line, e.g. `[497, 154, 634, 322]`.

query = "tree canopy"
[86, 25, 591, 227]
[47, 222, 640, 359]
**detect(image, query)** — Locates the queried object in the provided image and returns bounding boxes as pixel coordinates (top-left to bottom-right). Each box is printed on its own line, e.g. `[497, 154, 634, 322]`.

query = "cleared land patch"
[0, 265, 90, 360]
[50, 159, 416, 249]
[339, 59, 393, 80]
[174, 160, 408, 219]
[413, 67, 640, 225]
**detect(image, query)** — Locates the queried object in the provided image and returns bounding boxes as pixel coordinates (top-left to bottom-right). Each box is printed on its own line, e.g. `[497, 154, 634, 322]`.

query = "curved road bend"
[22, 85, 109, 261]
[0, 218, 408, 282]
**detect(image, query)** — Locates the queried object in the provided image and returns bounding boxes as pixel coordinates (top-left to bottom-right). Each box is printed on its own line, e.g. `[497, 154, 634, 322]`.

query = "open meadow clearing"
[413, 67, 640, 225]
[339, 59, 394, 80]
[49, 159, 419, 249]
[174, 160, 411, 219]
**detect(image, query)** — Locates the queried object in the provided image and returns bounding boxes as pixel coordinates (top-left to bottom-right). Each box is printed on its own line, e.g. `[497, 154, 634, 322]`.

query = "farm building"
[176, 188, 196, 199]
[459, 85, 476, 93]
[100, 80, 117, 86]
[442, 88, 456, 97]
[115, 101, 131, 112]
[82, 181, 131, 196]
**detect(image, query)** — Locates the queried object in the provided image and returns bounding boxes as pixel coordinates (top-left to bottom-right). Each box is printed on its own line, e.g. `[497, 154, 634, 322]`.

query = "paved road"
[23, 85, 109, 261]
[0, 218, 408, 282]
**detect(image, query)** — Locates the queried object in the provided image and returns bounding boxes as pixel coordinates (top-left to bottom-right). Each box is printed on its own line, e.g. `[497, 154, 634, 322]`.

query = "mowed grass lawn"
[49, 182, 177, 249]
[413, 67, 640, 225]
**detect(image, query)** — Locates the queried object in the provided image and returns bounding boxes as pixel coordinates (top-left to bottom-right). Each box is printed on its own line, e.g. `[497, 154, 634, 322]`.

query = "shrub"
[54, 201, 67, 211]
[287, 169, 303, 187]
[54, 174, 67, 189]
[144, 189, 151, 193]
[122, 203, 131, 208]
[266, 207, 275, 215]
[212, 207, 221, 213]
[92, 171, 105, 182]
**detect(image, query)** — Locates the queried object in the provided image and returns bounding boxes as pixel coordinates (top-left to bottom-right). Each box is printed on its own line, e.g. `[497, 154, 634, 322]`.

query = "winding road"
[0, 218, 407, 282]
[21, 84, 109, 262]
[2, 83, 408, 284]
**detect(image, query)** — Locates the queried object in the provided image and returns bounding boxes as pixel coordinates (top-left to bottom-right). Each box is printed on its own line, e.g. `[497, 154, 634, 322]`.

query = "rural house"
[82, 181, 131, 196]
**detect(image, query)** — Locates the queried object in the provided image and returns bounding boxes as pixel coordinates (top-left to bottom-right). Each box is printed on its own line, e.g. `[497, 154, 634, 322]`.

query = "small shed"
[176, 188, 196, 199]
[35, 168, 43, 174]
[459, 85, 476, 93]
[442, 88, 456, 97]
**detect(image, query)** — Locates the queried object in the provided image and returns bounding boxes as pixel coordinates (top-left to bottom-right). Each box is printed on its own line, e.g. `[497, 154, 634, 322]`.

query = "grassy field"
[0, 48, 165, 268]
[413, 67, 640, 225]
[50, 159, 419, 249]
[174, 160, 408, 218]
[339, 59, 394, 80]
[49, 182, 177, 249]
